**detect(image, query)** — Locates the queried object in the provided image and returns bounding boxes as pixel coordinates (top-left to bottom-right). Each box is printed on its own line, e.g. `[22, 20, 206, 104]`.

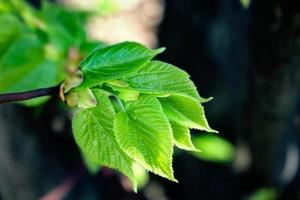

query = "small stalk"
[0, 85, 60, 104]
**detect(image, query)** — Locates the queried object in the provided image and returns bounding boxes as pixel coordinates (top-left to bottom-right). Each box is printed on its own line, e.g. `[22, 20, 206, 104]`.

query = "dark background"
[1, 0, 300, 199]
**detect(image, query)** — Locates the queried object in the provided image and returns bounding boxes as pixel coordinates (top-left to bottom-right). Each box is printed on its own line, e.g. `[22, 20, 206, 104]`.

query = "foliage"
[0, 0, 102, 105]
[70, 42, 217, 191]
[191, 134, 234, 164]
[240, 0, 251, 9]
[0, 0, 217, 192]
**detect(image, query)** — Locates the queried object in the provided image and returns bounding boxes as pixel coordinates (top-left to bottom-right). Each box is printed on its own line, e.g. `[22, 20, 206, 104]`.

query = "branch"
[0, 85, 60, 104]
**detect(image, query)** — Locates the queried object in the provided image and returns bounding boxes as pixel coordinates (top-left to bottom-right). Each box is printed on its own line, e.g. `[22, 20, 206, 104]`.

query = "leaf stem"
[0, 85, 60, 104]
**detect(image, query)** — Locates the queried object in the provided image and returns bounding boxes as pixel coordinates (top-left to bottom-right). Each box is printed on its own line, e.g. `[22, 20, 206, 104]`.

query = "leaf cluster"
[70, 42, 217, 191]
[0, 1, 217, 191]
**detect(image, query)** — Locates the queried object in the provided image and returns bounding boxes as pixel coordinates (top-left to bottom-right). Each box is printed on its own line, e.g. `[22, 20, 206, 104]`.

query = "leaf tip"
[200, 96, 214, 103]
[210, 129, 219, 134]
[171, 177, 179, 183]
[155, 47, 166, 54]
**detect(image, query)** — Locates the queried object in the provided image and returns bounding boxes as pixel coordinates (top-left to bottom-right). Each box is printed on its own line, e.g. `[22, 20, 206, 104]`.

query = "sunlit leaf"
[160, 94, 217, 132]
[125, 61, 201, 101]
[72, 89, 137, 188]
[80, 42, 164, 87]
[170, 121, 198, 152]
[114, 95, 176, 182]
[191, 134, 234, 163]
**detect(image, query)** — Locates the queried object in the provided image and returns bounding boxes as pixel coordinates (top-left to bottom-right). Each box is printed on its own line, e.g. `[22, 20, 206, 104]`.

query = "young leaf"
[63, 71, 83, 93]
[80, 42, 165, 87]
[66, 87, 97, 108]
[72, 89, 137, 188]
[113, 95, 176, 181]
[170, 121, 199, 152]
[159, 94, 217, 133]
[125, 61, 201, 101]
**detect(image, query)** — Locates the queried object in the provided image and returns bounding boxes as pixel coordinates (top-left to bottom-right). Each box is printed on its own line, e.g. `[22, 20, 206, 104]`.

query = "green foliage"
[70, 42, 217, 191]
[0, 1, 217, 192]
[247, 187, 277, 200]
[114, 95, 175, 181]
[125, 61, 200, 100]
[0, 0, 100, 105]
[170, 121, 198, 152]
[240, 0, 251, 9]
[80, 42, 164, 87]
[191, 134, 234, 164]
[72, 89, 137, 190]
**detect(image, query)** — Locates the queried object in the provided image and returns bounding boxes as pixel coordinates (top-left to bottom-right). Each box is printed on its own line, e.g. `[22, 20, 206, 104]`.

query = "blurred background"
[0, 0, 300, 199]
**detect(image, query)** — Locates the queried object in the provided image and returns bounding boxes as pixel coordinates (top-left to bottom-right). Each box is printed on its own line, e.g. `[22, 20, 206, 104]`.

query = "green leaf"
[41, 1, 86, 54]
[191, 134, 235, 164]
[0, 35, 44, 92]
[0, 34, 61, 106]
[72, 89, 137, 188]
[248, 187, 277, 200]
[240, 0, 251, 9]
[118, 90, 140, 101]
[63, 71, 83, 93]
[3, 60, 59, 92]
[132, 163, 149, 190]
[105, 83, 140, 101]
[125, 61, 200, 101]
[160, 94, 217, 133]
[0, 14, 22, 56]
[82, 152, 100, 175]
[170, 121, 198, 152]
[114, 95, 176, 181]
[66, 87, 97, 108]
[106, 80, 129, 88]
[80, 42, 164, 87]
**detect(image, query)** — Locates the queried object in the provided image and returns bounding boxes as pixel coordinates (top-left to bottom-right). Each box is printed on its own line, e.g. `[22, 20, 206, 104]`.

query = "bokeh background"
[1, 0, 300, 199]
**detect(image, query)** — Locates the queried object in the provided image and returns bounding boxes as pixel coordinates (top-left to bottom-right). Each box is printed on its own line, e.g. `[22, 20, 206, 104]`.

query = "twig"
[0, 85, 60, 104]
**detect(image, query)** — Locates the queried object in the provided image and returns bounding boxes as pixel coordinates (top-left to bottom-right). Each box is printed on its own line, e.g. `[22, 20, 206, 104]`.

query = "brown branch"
[0, 85, 60, 104]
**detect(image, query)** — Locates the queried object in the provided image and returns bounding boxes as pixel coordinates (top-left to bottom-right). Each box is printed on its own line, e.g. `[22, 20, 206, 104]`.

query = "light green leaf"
[63, 71, 83, 93]
[125, 61, 200, 101]
[80, 42, 164, 87]
[106, 80, 129, 88]
[76, 88, 97, 108]
[191, 134, 235, 164]
[105, 83, 140, 101]
[114, 95, 176, 181]
[118, 90, 140, 101]
[66, 87, 97, 108]
[72, 89, 136, 188]
[160, 94, 217, 133]
[170, 121, 199, 152]
[132, 163, 149, 190]
[240, 0, 251, 9]
[82, 152, 100, 175]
